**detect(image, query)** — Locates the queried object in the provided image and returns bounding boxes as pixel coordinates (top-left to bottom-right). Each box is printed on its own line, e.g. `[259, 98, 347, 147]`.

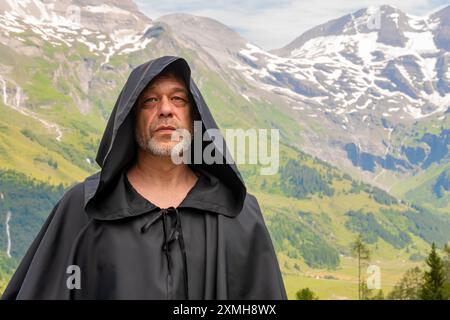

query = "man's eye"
[143, 98, 158, 105]
[171, 96, 185, 101]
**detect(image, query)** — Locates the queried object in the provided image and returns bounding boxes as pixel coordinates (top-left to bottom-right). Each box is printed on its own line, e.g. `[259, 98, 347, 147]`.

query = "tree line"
[295, 236, 450, 300]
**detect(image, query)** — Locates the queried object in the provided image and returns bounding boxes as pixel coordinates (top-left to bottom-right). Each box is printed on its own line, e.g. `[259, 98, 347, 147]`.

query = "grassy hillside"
[0, 252, 16, 295]
[390, 118, 450, 216]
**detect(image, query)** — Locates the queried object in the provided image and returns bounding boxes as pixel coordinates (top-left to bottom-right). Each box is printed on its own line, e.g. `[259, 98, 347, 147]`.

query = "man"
[2, 56, 287, 300]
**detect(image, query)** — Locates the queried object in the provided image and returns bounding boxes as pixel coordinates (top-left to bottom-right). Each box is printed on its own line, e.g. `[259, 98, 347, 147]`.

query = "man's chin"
[141, 141, 176, 156]
[136, 134, 191, 158]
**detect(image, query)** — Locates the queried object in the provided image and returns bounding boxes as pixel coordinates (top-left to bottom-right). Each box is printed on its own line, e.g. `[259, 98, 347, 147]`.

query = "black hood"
[83, 56, 247, 219]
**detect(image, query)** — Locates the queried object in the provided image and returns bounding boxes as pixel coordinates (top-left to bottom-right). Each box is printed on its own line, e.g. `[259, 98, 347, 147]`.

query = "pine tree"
[442, 243, 450, 299]
[296, 287, 319, 300]
[420, 243, 445, 300]
[351, 234, 371, 300]
[388, 266, 423, 300]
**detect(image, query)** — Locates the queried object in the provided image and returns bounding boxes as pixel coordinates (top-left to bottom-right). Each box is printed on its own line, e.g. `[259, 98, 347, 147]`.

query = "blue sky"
[134, 0, 449, 50]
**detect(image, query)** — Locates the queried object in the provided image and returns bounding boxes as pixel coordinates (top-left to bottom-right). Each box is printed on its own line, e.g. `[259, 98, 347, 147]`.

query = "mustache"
[149, 121, 183, 134]
[152, 121, 179, 129]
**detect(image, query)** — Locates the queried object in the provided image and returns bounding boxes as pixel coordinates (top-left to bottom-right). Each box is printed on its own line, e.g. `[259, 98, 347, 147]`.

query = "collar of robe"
[83, 164, 241, 220]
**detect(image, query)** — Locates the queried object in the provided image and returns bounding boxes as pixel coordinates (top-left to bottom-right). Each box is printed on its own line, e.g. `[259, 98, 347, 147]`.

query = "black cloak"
[1, 56, 287, 300]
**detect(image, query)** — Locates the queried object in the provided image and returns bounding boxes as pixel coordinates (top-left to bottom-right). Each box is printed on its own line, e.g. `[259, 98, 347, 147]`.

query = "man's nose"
[158, 96, 174, 117]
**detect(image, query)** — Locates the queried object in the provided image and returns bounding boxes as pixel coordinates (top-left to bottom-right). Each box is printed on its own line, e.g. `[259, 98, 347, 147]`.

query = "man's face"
[134, 74, 193, 157]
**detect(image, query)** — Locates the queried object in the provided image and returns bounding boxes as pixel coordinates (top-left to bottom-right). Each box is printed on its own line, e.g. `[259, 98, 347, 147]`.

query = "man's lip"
[155, 126, 176, 132]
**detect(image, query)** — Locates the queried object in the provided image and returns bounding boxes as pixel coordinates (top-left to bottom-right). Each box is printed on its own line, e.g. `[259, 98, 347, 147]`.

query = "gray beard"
[136, 131, 192, 158]
[136, 136, 173, 156]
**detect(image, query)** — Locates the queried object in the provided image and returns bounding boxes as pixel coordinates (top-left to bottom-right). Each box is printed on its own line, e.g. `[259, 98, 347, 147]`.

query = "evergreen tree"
[351, 234, 371, 300]
[442, 243, 450, 299]
[296, 287, 319, 300]
[388, 266, 424, 300]
[420, 243, 445, 300]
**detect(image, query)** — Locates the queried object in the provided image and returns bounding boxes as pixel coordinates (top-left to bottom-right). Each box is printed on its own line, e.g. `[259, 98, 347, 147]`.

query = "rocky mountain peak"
[0, 0, 151, 34]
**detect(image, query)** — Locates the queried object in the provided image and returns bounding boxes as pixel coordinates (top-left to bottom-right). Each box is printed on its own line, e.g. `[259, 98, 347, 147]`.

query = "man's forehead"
[144, 74, 188, 92]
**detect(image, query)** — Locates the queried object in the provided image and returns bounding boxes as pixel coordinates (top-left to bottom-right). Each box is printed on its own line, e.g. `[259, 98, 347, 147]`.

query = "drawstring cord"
[140, 207, 189, 299]
[174, 207, 189, 300]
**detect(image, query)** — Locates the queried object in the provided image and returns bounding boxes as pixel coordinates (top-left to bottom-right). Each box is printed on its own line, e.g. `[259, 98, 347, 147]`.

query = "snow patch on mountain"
[0, 1, 154, 64]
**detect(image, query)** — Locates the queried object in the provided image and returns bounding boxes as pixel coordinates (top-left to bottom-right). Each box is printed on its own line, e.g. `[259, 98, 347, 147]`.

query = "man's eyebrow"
[146, 86, 188, 95]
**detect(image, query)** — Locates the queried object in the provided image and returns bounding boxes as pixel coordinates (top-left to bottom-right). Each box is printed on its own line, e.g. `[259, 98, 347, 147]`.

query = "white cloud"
[135, 0, 448, 50]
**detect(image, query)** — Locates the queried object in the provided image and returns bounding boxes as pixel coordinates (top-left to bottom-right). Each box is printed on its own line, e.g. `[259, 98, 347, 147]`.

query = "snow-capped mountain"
[0, 0, 156, 64]
[223, 5, 450, 187]
[233, 5, 450, 122]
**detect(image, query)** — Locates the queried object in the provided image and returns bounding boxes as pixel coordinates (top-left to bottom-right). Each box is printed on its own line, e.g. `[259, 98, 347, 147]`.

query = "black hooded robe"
[1, 56, 287, 300]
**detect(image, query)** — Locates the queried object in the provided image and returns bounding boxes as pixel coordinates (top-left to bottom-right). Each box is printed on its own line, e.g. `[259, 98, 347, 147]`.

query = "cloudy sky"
[134, 0, 449, 50]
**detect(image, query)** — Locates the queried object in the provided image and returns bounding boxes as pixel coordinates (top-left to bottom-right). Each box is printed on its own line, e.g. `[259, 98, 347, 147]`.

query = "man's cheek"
[141, 120, 152, 134]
